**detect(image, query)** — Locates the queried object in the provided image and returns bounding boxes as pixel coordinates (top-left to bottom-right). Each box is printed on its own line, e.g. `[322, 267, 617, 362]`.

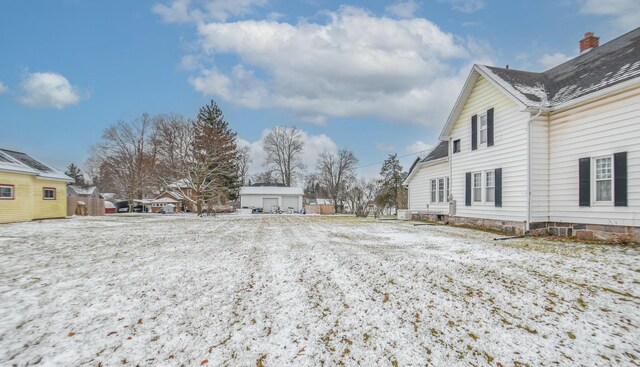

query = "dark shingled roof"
[420, 141, 448, 163]
[484, 27, 640, 107]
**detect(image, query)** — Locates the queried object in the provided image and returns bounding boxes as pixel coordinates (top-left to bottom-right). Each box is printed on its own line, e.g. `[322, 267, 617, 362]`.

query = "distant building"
[240, 183, 304, 212]
[0, 148, 73, 223]
[67, 185, 105, 216]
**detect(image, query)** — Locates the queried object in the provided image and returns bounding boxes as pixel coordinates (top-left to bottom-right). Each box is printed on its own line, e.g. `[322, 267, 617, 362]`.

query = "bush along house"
[404, 28, 640, 242]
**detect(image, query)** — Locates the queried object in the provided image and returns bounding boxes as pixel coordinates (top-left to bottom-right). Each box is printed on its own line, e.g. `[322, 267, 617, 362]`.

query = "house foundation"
[530, 222, 639, 243]
[410, 214, 639, 243]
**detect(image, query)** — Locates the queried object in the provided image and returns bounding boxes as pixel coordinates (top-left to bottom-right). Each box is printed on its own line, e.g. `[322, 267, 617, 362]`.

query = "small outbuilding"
[67, 185, 105, 216]
[104, 201, 116, 214]
[240, 183, 304, 212]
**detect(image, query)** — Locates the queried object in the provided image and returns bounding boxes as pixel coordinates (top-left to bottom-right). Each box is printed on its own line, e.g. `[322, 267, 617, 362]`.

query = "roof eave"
[402, 157, 449, 186]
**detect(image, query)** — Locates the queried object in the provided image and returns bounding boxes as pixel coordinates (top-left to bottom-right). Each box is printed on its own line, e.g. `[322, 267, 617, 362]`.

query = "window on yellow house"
[43, 188, 56, 200]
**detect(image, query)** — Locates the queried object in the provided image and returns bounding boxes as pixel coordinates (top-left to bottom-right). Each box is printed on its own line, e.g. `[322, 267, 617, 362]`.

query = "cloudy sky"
[0, 0, 637, 179]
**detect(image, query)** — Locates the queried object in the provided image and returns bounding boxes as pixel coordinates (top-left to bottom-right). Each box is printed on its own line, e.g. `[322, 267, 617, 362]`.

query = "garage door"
[263, 198, 279, 212]
[282, 196, 299, 211]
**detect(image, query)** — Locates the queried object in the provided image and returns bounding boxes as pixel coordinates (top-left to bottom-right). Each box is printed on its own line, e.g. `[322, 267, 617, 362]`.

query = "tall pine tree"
[65, 163, 86, 186]
[192, 100, 240, 208]
[378, 154, 404, 215]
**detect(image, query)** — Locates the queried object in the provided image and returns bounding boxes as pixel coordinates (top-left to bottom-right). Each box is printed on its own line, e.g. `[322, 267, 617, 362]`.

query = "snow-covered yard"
[1, 215, 638, 366]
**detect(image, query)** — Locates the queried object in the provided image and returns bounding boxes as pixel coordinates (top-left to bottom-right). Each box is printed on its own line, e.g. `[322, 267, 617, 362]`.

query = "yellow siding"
[31, 179, 68, 220]
[0, 171, 33, 223]
[0, 171, 68, 223]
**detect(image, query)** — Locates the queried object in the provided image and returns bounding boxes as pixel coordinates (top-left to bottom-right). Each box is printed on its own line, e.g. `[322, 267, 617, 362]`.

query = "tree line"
[74, 100, 409, 216]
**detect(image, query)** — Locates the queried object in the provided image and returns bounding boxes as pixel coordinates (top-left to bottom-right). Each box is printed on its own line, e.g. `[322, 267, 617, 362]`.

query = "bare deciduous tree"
[346, 178, 380, 217]
[237, 146, 251, 187]
[263, 126, 305, 186]
[89, 114, 159, 208]
[316, 149, 358, 214]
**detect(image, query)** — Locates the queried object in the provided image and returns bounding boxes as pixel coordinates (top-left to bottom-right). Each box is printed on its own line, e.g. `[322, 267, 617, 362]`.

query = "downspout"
[449, 137, 453, 216]
[527, 108, 543, 233]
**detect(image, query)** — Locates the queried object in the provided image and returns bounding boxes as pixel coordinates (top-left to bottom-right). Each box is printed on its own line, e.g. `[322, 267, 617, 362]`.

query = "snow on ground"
[0, 214, 638, 366]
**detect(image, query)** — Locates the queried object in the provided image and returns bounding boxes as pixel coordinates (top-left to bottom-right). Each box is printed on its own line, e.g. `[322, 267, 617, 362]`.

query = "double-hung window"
[43, 188, 56, 200]
[430, 179, 437, 203]
[438, 178, 445, 203]
[479, 113, 488, 145]
[473, 173, 482, 202]
[0, 184, 14, 199]
[595, 157, 612, 202]
[485, 171, 495, 202]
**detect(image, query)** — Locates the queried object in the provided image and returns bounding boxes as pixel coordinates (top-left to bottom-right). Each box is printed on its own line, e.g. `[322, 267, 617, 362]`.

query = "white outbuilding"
[239, 184, 304, 212]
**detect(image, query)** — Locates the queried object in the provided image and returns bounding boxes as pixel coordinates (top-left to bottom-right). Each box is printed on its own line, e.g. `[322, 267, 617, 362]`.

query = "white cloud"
[153, 0, 269, 23]
[238, 128, 338, 181]
[385, 0, 420, 19]
[406, 140, 432, 157]
[441, 0, 485, 13]
[19, 72, 82, 109]
[375, 142, 396, 153]
[185, 6, 490, 126]
[578, 0, 640, 31]
[0, 81, 8, 94]
[538, 52, 571, 70]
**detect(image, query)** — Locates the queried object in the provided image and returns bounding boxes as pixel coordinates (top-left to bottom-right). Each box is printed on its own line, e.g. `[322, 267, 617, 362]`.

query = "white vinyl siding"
[406, 160, 449, 213]
[529, 114, 550, 222]
[449, 74, 529, 221]
[548, 86, 640, 226]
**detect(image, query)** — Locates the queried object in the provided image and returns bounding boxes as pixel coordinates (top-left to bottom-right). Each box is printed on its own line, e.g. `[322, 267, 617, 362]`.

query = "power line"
[355, 148, 432, 169]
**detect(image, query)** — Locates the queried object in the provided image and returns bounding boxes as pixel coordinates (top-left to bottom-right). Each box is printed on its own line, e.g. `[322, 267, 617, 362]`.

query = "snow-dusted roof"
[482, 27, 640, 108]
[0, 148, 73, 182]
[152, 197, 179, 204]
[104, 201, 116, 209]
[68, 185, 97, 196]
[239, 186, 304, 196]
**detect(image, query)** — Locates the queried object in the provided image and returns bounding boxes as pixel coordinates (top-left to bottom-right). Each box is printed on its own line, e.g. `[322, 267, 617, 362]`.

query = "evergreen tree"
[65, 163, 86, 186]
[378, 154, 404, 214]
[192, 100, 240, 208]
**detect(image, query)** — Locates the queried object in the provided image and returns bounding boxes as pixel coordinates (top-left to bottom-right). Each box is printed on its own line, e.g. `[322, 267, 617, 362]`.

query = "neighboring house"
[149, 197, 180, 213]
[404, 29, 640, 242]
[240, 183, 304, 212]
[0, 148, 73, 224]
[67, 185, 105, 216]
[154, 190, 193, 212]
[166, 179, 198, 212]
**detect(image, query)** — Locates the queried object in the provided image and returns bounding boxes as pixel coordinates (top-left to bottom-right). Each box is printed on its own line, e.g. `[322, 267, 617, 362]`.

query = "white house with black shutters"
[405, 28, 640, 242]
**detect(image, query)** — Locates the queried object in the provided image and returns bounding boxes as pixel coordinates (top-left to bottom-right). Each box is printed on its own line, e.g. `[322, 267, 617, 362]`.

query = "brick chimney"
[580, 32, 599, 54]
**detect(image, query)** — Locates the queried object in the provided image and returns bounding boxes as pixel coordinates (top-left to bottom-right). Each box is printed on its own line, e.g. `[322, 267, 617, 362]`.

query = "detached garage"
[239, 184, 304, 212]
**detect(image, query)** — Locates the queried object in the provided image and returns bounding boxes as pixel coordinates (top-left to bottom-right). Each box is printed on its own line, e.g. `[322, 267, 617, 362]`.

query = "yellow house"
[0, 148, 73, 224]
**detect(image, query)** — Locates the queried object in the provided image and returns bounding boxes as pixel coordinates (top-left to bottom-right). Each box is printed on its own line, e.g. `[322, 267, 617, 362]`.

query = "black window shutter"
[471, 115, 478, 151]
[487, 108, 494, 147]
[495, 168, 502, 207]
[614, 152, 627, 206]
[579, 158, 591, 207]
[465, 172, 471, 206]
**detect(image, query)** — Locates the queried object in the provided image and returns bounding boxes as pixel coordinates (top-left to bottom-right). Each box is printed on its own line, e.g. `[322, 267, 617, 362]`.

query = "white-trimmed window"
[595, 156, 612, 202]
[473, 172, 482, 202]
[430, 179, 437, 203]
[0, 184, 14, 200]
[485, 171, 495, 202]
[43, 188, 56, 200]
[479, 113, 488, 145]
[446, 177, 450, 202]
[438, 178, 445, 203]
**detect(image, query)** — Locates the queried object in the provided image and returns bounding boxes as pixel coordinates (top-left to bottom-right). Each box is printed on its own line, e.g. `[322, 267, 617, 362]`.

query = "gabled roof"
[440, 27, 640, 139]
[420, 141, 448, 164]
[484, 27, 640, 107]
[403, 141, 449, 186]
[0, 148, 72, 182]
[68, 185, 98, 196]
